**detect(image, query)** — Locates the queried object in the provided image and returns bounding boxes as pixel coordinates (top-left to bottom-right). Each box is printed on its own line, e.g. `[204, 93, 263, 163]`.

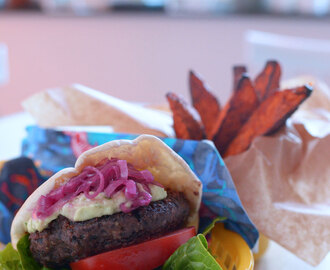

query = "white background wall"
[1, 13, 330, 115]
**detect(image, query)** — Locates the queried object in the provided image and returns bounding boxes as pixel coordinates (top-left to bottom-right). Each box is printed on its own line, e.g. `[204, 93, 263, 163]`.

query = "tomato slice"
[70, 227, 195, 270]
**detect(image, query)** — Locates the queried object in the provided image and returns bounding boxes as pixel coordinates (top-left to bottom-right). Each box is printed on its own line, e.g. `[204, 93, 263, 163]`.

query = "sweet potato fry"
[233, 65, 247, 92]
[254, 60, 281, 101]
[212, 75, 259, 155]
[224, 85, 312, 157]
[166, 92, 206, 140]
[189, 71, 221, 138]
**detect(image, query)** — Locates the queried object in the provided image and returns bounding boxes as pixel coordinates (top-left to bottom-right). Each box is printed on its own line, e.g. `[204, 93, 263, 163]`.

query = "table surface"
[0, 112, 329, 269]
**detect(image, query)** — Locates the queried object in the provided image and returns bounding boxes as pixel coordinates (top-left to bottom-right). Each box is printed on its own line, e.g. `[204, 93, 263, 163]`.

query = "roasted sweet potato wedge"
[166, 92, 206, 140]
[224, 85, 313, 157]
[254, 60, 281, 101]
[189, 71, 221, 138]
[212, 75, 259, 155]
[233, 65, 247, 92]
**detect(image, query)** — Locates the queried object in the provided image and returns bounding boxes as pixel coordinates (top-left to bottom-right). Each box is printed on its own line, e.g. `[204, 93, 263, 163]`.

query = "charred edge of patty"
[29, 191, 190, 268]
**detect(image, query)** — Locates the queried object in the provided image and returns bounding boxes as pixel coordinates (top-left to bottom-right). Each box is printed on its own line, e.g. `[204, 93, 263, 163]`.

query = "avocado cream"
[27, 184, 167, 233]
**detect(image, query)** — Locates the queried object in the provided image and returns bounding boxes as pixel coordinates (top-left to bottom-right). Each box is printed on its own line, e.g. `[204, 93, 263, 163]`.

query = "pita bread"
[11, 135, 202, 249]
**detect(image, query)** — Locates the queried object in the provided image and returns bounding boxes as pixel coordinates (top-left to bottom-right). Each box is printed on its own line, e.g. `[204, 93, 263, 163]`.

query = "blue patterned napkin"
[0, 157, 44, 243]
[19, 126, 259, 248]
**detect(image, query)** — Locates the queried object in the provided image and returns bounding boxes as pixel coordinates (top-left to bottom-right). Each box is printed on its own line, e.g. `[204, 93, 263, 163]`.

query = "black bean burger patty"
[29, 191, 190, 268]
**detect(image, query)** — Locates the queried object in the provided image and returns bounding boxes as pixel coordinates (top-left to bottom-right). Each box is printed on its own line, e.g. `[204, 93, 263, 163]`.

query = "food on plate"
[166, 92, 205, 140]
[166, 60, 313, 157]
[233, 65, 247, 92]
[254, 60, 281, 101]
[189, 71, 221, 138]
[29, 192, 189, 268]
[224, 85, 312, 157]
[212, 75, 259, 155]
[9, 135, 202, 269]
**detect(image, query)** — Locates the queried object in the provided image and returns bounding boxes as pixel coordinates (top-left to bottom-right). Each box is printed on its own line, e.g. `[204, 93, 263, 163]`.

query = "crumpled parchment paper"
[225, 77, 330, 266]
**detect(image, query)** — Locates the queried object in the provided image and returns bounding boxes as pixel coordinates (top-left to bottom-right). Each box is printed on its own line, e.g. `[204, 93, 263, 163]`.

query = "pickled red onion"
[33, 158, 162, 219]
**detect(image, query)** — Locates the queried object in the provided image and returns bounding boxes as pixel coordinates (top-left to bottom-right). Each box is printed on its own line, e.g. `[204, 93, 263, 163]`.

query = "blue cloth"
[0, 203, 12, 244]
[19, 125, 259, 248]
[0, 157, 44, 243]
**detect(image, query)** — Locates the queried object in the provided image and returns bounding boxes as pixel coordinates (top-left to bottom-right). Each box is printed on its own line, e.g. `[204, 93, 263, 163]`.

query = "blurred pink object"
[0, 43, 9, 116]
[0, 44, 9, 86]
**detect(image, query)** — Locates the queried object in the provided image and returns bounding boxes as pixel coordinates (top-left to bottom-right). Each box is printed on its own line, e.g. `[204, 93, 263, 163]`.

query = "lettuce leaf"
[163, 234, 222, 270]
[163, 217, 226, 270]
[0, 242, 23, 270]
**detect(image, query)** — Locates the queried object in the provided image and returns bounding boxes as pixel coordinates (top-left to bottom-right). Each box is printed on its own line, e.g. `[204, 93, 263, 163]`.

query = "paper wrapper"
[225, 77, 330, 266]
[22, 84, 174, 137]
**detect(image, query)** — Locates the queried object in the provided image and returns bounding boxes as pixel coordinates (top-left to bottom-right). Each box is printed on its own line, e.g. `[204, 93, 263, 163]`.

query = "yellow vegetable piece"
[210, 223, 254, 270]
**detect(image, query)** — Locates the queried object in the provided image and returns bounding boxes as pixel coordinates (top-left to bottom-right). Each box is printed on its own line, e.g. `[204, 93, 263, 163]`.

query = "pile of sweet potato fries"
[166, 60, 312, 157]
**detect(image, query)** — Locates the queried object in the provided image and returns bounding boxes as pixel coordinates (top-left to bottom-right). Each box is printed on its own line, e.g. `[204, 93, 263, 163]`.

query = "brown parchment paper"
[22, 84, 174, 137]
[225, 77, 330, 266]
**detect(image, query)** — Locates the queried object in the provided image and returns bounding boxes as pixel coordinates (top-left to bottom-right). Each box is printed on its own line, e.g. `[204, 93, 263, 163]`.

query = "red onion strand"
[33, 158, 162, 219]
